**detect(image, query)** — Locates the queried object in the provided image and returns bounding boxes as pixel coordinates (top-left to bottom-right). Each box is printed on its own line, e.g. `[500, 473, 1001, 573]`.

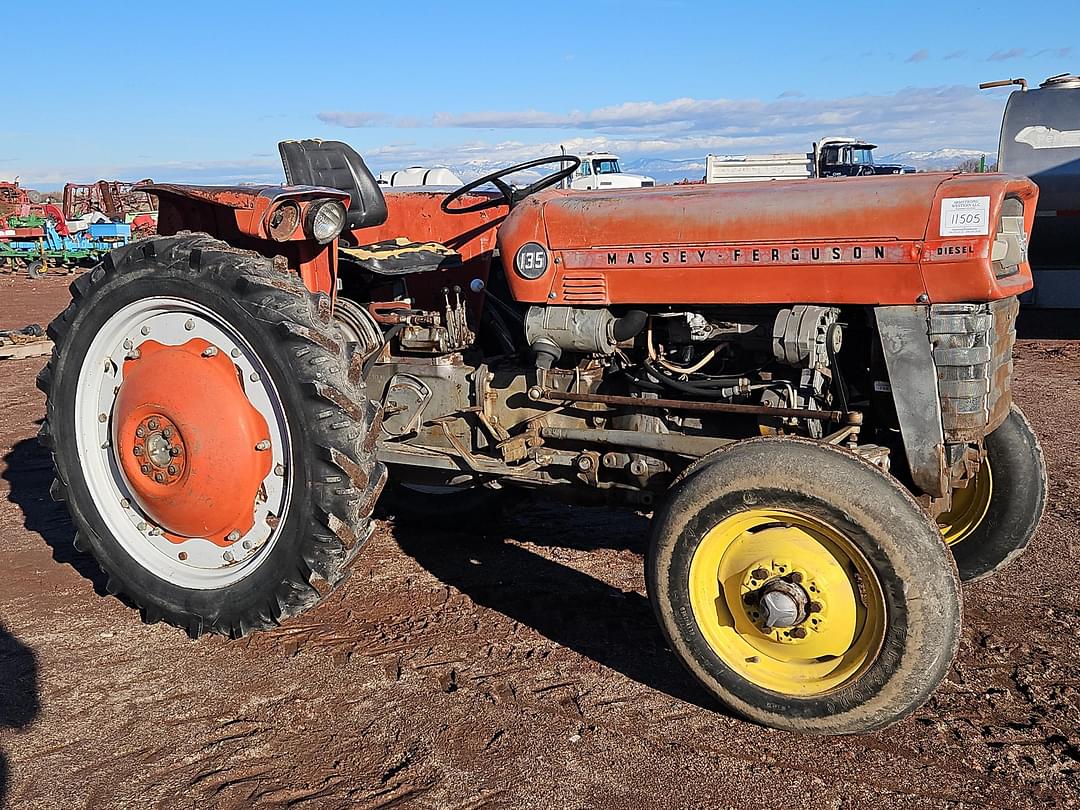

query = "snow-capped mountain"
[877, 148, 994, 171]
[621, 157, 708, 184]
[372, 146, 995, 188]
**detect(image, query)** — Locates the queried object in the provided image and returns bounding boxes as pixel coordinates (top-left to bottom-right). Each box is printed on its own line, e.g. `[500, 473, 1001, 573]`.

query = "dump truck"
[706, 136, 915, 183]
[39, 140, 1045, 735]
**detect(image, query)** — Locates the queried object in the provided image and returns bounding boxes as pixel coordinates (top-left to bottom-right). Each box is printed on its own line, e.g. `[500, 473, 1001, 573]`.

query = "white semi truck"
[705, 137, 915, 184]
[568, 152, 654, 189]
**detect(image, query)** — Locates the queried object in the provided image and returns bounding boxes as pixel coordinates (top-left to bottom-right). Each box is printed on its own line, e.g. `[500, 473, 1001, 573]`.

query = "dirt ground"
[0, 274, 1077, 810]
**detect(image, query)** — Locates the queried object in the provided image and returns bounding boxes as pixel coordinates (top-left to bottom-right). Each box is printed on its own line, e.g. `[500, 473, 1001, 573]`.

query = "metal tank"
[985, 73, 1080, 306]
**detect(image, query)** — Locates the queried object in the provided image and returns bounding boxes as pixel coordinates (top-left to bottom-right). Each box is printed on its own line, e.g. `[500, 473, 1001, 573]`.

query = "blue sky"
[2, 0, 1076, 185]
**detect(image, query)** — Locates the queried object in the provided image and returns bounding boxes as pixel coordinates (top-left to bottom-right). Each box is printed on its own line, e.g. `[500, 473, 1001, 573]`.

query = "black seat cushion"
[278, 139, 388, 231]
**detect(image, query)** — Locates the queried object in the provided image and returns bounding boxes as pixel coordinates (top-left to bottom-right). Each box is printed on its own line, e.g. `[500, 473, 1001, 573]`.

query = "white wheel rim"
[74, 296, 292, 589]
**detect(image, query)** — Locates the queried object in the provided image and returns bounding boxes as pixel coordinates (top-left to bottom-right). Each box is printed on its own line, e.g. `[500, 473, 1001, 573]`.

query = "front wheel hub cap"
[688, 510, 888, 695]
[759, 579, 808, 628]
[112, 338, 272, 542]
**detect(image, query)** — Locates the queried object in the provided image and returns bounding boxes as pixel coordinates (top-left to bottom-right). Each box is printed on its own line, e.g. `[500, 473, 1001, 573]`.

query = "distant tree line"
[954, 157, 999, 173]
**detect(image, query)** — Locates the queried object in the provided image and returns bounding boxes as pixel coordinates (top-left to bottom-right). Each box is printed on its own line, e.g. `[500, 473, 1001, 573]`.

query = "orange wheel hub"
[112, 338, 273, 544]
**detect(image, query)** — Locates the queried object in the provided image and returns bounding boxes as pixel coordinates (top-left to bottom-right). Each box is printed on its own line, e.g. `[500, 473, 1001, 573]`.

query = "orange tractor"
[40, 141, 1046, 734]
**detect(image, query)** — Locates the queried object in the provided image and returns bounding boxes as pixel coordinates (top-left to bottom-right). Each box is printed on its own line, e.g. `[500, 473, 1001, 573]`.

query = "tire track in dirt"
[0, 281, 1078, 808]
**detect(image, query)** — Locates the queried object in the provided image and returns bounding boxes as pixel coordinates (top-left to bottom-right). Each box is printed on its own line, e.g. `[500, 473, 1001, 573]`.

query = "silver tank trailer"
[989, 73, 1080, 307]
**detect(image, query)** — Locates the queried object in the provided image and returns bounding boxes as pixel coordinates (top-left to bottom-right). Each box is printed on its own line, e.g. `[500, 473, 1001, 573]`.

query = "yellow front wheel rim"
[938, 459, 993, 546]
[688, 508, 886, 696]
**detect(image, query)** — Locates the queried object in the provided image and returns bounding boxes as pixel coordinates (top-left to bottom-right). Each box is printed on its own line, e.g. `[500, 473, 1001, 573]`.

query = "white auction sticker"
[940, 196, 990, 236]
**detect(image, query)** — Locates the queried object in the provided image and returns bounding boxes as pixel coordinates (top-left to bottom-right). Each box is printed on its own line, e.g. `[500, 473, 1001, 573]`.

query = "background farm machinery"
[0, 179, 157, 276]
[62, 179, 158, 237]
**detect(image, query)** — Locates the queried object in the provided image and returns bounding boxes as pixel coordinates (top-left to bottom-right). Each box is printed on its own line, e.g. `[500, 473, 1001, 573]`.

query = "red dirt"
[0, 276, 1077, 809]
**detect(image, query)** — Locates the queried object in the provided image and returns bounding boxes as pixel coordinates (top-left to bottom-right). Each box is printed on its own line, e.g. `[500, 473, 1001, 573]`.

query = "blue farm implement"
[0, 215, 132, 276]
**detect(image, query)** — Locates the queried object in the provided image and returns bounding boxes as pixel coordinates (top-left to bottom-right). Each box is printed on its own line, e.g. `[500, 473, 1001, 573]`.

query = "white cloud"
[319, 85, 1007, 158]
[12, 157, 282, 188]
[12, 85, 1009, 186]
[988, 48, 1025, 61]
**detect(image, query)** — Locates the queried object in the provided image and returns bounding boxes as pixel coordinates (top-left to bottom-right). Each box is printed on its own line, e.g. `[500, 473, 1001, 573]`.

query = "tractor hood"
[541, 173, 951, 247]
[497, 172, 1038, 306]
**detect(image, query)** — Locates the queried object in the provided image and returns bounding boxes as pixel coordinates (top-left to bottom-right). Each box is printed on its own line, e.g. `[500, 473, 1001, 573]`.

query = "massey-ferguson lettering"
[40, 141, 1046, 737]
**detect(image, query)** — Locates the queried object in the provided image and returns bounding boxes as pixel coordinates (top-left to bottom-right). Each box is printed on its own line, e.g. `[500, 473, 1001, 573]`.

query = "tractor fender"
[145, 183, 349, 242]
[143, 183, 351, 296]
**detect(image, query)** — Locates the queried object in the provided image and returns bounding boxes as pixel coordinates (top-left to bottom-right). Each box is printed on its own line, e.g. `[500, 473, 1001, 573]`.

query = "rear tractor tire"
[647, 437, 962, 735]
[937, 404, 1047, 582]
[38, 234, 387, 638]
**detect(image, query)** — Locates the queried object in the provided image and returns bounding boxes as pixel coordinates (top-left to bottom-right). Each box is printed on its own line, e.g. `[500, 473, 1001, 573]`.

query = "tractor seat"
[340, 237, 461, 276]
[278, 139, 388, 232]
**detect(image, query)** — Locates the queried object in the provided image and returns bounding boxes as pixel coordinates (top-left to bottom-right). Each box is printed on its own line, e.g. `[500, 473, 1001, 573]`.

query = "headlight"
[514, 242, 549, 280]
[267, 200, 301, 242]
[306, 200, 347, 244]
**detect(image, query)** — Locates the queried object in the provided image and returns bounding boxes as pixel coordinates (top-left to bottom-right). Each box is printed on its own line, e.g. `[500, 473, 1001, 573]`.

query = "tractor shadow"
[0, 624, 40, 807]
[1016, 308, 1080, 340]
[391, 500, 721, 712]
[2, 434, 109, 595]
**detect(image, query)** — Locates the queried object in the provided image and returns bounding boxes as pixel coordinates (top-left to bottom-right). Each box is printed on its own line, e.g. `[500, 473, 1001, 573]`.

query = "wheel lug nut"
[789, 572, 803, 584]
[223, 551, 234, 563]
[137, 522, 148, 532]
[126, 349, 141, 360]
[167, 465, 178, 475]
[133, 446, 143, 457]
[169, 446, 181, 456]
[162, 427, 172, 438]
[255, 439, 271, 451]
[140, 464, 151, 474]
[274, 464, 285, 476]
[154, 472, 165, 483]
[147, 418, 159, 430]
[226, 530, 241, 542]
[808, 601, 822, 614]
[184, 319, 195, 331]
[135, 427, 145, 438]
[202, 346, 219, 358]
[98, 412, 108, 423]
[790, 627, 807, 639]
[751, 567, 770, 581]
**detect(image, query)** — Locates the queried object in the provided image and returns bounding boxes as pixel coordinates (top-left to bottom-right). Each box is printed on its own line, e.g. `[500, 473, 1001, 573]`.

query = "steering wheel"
[441, 154, 582, 215]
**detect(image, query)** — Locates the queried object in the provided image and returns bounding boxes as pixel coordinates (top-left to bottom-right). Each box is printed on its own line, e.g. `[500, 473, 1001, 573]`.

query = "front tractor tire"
[38, 234, 386, 638]
[647, 438, 961, 735]
[937, 405, 1047, 582]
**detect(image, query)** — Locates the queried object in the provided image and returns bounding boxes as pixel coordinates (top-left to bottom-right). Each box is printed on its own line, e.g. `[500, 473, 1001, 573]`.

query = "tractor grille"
[560, 273, 609, 304]
[930, 296, 1018, 442]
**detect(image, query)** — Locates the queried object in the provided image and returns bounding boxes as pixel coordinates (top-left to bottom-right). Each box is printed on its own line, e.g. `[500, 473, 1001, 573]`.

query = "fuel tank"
[497, 173, 1038, 306]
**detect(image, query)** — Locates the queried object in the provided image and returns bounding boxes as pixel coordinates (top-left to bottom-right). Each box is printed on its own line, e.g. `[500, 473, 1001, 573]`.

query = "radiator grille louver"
[560, 273, 608, 304]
